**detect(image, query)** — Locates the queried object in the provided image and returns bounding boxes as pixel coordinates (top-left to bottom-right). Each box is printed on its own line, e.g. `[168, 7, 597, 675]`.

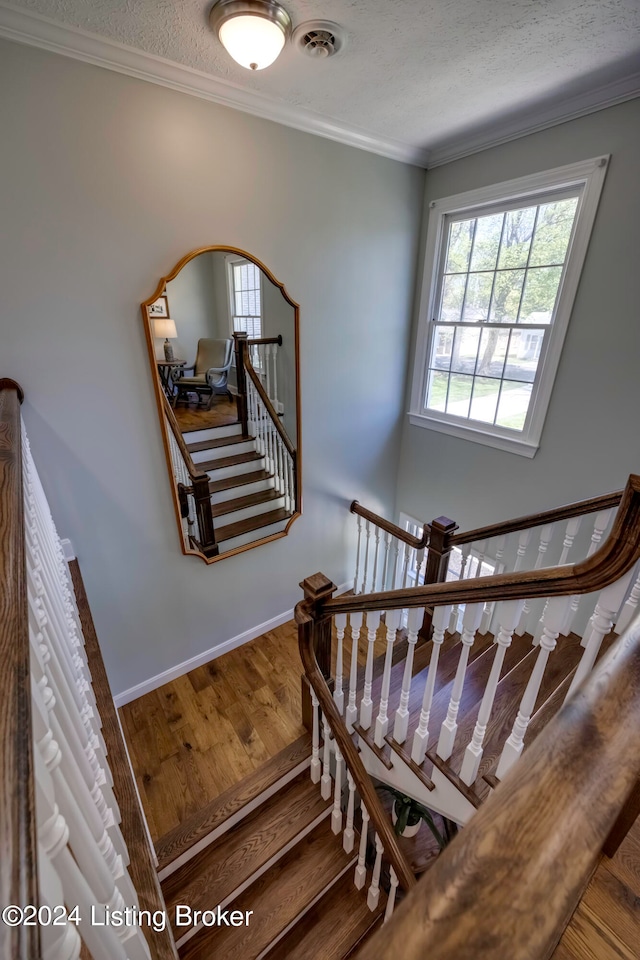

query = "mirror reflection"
[143, 248, 301, 563]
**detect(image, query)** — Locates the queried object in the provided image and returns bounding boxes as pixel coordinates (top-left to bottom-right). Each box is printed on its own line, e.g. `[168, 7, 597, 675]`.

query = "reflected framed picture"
[148, 295, 169, 318]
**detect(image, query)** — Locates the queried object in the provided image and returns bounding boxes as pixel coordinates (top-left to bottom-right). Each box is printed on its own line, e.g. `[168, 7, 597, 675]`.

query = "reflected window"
[227, 258, 263, 339]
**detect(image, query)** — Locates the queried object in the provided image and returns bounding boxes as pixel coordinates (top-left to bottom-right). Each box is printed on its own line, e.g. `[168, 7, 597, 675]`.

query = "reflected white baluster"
[361, 521, 371, 595]
[331, 744, 344, 835]
[367, 834, 384, 911]
[334, 614, 346, 715]
[496, 595, 569, 780]
[343, 771, 356, 853]
[459, 599, 524, 786]
[272, 343, 280, 409]
[393, 606, 421, 744]
[436, 602, 484, 762]
[354, 805, 370, 890]
[310, 691, 321, 783]
[359, 611, 381, 730]
[346, 613, 363, 732]
[353, 515, 363, 595]
[384, 867, 399, 923]
[374, 610, 401, 747]
[516, 524, 554, 636]
[616, 563, 640, 634]
[566, 570, 634, 700]
[564, 509, 612, 639]
[410, 604, 452, 763]
[321, 715, 332, 800]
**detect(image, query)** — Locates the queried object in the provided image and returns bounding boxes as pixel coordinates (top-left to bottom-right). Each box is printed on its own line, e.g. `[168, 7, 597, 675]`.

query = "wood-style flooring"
[172, 396, 239, 433]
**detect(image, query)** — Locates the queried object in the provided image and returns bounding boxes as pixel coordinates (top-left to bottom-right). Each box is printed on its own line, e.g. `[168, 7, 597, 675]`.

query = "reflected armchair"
[174, 338, 233, 409]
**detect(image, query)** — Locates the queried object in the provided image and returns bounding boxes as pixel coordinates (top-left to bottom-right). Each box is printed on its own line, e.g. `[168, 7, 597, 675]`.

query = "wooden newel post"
[419, 516, 458, 641]
[299, 573, 337, 731]
[193, 473, 218, 558]
[233, 331, 250, 437]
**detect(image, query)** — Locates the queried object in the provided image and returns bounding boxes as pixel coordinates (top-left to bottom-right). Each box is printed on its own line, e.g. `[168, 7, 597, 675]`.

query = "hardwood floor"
[173, 395, 239, 433]
[552, 814, 640, 960]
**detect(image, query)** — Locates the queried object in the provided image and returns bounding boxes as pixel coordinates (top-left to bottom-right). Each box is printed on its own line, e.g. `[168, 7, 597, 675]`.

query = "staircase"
[182, 423, 293, 553]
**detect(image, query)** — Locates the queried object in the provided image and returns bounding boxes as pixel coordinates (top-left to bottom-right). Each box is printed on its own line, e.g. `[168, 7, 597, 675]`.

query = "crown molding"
[0, 2, 429, 167]
[426, 71, 640, 168]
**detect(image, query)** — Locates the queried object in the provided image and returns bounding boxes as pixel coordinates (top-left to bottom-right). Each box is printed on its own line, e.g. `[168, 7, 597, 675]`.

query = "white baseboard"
[113, 580, 352, 707]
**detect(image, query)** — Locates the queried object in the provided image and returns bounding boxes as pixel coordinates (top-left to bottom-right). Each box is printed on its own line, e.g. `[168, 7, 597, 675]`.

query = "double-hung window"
[227, 257, 263, 339]
[410, 157, 609, 457]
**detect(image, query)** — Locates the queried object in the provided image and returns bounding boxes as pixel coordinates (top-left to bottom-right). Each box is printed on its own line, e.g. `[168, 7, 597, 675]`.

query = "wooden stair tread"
[216, 508, 291, 542]
[208, 469, 272, 494]
[187, 434, 249, 453]
[263, 871, 383, 960]
[211, 488, 282, 518]
[179, 819, 356, 960]
[155, 734, 311, 872]
[200, 450, 263, 472]
[163, 771, 331, 927]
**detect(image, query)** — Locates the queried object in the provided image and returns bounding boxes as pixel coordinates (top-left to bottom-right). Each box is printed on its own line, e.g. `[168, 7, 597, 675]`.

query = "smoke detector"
[293, 20, 345, 59]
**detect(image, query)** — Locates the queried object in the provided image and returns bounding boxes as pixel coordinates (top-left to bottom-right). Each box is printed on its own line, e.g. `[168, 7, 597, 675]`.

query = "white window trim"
[225, 254, 263, 340]
[409, 156, 610, 458]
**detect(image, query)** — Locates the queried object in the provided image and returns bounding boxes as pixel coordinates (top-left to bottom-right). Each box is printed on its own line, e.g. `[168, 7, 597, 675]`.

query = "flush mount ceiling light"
[209, 0, 292, 71]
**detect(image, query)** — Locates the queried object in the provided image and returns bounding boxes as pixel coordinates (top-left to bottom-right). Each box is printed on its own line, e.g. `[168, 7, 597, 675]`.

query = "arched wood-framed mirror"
[141, 246, 302, 563]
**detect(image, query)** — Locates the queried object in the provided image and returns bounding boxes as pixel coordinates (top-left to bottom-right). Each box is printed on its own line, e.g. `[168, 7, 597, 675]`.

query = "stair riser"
[192, 440, 255, 463]
[206, 458, 266, 481]
[219, 517, 291, 553]
[215, 495, 286, 527]
[209, 478, 275, 504]
[182, 424, 242, 442]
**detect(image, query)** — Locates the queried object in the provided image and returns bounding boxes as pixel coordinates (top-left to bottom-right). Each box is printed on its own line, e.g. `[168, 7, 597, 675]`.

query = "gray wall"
[0, 40, 424, 697]
[396, 98, 640, 533]
[164, 253, 219, 363]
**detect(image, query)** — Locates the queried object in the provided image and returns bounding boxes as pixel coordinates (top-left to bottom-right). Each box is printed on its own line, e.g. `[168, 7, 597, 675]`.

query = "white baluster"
[353, 514, 363, 596]
[496, 595, 570, 780]
[331, 744, 344, 835]
[410, 604, 452, 763]
[564, 509, 612, 639]
[384, 867, 399, 923]
[359, 611, 381, 730]
[361, 521, 371, 595]
[459, 599, 524, 786]
[566, 569, 634, 700]
[321, 715, 332, 800]
[310, 690, 321, 783]
[534, 517, 583, 643]
[480, 535, 505, 632]
[334, 613, 346, 715]
[435, 602, 484, 762]
[374, 609, 401, 747]
[346, 612, 363, 732]
[343, 771, 356, 853]
[271, 342, 280, 409]
[616, 562, 640, 634]
[449, 545, 470, 632]
[370, 526, 381, 592]
[393, 606, 422, 744]
[381, 531, 392, 592]
[354, 805, 370, 890]
[516, 524, 554, 636]
[391, 538, 401, 590]
[400, 542, 411, 588]
[264, 344, 272, 400]
[367, 834, 384, 910]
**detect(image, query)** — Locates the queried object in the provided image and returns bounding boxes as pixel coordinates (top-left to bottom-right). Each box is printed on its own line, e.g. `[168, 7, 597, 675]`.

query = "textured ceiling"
[6, 0, 640, 159]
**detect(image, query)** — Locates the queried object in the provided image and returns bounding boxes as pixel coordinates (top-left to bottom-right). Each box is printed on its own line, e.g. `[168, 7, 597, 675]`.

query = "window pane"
[431, 326, 453, 369]
[426, 370, 448, 411]
[450, 327, 481, 374]
[495, 381, 533, 430]
[529, 197, 578, 267]
[446, 374, 473, 418]
[518, 266, 563, 323]
[445, 219, 475, 273]
[489, 270, 525, 322]
[462, 273, 493, 321]
[475, 327, 509, 378]
[497, 206, 536, 269]
[439, 274, 466, 321]
[469, 377, 500, 423]
[469, 212, 504, 272]
[504, 329, 542, 382]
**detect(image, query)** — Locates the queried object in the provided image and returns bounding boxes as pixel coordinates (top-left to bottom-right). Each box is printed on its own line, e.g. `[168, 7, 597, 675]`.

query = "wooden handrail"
[296, 579, 417, 893]
[356, 613, 640, 960]
[247, 335, 283, 346]
[350, 501, 430, 550]
[0, 379, 40, 959]
[324, 475, 640, 617]
[449, 488, 623, 547]
[161, 394, 208, 482]
[244, 355, 296, 458]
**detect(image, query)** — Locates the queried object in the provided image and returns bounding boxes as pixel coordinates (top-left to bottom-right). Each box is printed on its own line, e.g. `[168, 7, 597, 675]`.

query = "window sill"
[408, 412, 539, 458]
